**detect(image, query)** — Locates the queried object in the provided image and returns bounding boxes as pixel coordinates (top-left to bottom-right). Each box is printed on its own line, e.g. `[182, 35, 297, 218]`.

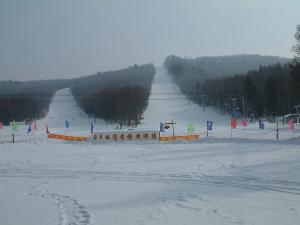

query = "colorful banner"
[241, 119, 248, 127]
[231, 118, 237, 129]
[159, 134, 199, 142]
[91, 122, 94, 133]
[188, 123, 195, 134]
[33, 121, 38, 130]
[288, 117, 294, 130]
[46, 124, 49, 134]
[92, 130, 159, 142]
[207, 121, 213, 131]
[159, 122, 165, 132]
[11, 120, 18, 133]
[65, 120, 70, 129]
[259, 118, 264, 129]
[48, 133, 88, 141]
[27, 124, 32, 134]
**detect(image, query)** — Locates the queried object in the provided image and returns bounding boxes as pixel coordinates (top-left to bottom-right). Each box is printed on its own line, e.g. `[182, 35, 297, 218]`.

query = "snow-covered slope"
[40, 88, 114, 135]
[141, 67, 227, 134]
[1, 67, 300, 225]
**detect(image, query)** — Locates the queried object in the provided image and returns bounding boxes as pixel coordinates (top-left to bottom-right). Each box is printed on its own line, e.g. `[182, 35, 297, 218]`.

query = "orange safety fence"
[48, 133, 88, 142]
[159, 134, 199, 142]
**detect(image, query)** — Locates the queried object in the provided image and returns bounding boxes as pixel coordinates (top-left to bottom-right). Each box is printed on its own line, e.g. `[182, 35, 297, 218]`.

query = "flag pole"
[172, 120, 175, 139]
[159, 123, 161, 141]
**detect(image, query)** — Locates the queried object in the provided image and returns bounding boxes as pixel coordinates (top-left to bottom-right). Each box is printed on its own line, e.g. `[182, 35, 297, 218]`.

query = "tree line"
[0, 64, 155, 125]
[165, 52, 299, 118]
[71, 64, 155, 125]
[0, 79, 70, 125]
[195, 63, 297, 118]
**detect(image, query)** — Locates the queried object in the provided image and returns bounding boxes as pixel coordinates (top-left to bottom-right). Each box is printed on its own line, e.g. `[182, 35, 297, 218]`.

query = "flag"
[159, 122, 165, 132]
[27, 124, 32, 134]
[259, 118, 264, 129]
[235, 111, 241, 118]
[0, 121, 3, 129]
[188, 123, 195, 134]
[231, 118, 237, 129]
[288, 117, 294, 130]
[65, 120, 69, 129]
[91, 122, 94, 133]
[46, 124, 49, 134]
[241, 119, 248, 127]
[33, 121, 38, 130]
[207, 121, 213, 131]
[12, 120, 18, 132]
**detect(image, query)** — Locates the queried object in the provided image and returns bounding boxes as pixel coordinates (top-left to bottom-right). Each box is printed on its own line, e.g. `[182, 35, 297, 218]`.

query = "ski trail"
[141, 67, 227, 134]
[38, 88, 110, 135]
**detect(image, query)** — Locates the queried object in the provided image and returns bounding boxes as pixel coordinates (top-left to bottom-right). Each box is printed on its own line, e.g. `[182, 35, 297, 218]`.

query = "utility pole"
[202, 94, 206, 111]
[172, 120, 175, 138]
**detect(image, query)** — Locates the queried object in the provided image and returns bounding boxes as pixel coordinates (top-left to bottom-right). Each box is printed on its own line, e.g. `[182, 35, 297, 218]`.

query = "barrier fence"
[159, 134, 200, 142]
[91, 130, 159, 142]
[48, 133, 88, 142]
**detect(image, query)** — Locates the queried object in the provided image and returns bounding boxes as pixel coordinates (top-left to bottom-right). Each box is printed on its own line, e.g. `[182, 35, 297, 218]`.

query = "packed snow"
[1, 67, 300, 225]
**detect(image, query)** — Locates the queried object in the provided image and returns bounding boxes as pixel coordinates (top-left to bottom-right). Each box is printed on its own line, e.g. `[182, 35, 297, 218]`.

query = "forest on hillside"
[164, 53, 299, 118]
[0, 79, 70, 125]
[194, 64, 299, 118]
[0, 64, 155, 125]
[164, 54, 290, 96]
[71, 64, 155, 125]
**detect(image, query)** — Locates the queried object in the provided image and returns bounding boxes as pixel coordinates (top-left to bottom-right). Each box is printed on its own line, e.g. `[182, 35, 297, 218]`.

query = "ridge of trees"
[164, 53, 299, 118]
[0, 64, 155, 125]
[71, 64, 155, 125]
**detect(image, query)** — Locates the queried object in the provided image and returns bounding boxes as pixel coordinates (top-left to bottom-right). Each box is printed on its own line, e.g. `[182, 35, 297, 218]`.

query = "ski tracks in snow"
[27, 183, 92, 225]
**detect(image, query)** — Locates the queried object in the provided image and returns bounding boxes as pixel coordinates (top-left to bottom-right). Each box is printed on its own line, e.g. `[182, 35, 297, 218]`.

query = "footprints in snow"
[42, 193, 91, 225]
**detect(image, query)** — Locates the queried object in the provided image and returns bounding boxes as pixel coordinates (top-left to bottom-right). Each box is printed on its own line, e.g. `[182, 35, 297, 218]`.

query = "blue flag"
[207, 121, 213, 131]
[65, 120, 69, 129]
[27, 124, 32, 134]
[91, 122, 94, 133]
[159, 122, 165, 132]
[259, 118, 264, 129]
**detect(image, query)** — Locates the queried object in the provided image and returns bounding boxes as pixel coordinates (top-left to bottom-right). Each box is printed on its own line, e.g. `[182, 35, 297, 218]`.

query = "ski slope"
[141, 67, 227, 134]
[1, 67, 300, 225]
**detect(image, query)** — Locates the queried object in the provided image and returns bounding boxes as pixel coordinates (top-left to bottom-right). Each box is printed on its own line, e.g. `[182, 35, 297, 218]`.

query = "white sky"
[0, 0, 300, 81]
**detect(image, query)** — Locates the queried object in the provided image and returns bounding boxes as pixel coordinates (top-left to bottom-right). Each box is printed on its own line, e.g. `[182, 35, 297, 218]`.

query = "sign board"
[91, 129, 159, 142]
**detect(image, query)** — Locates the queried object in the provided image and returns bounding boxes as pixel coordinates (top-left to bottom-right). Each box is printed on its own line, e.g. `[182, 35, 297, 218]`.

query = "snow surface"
[1, 67, 300, 225]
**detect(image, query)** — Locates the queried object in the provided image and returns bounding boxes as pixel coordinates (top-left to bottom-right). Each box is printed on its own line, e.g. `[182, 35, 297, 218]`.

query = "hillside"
[0, 64, 155, 125]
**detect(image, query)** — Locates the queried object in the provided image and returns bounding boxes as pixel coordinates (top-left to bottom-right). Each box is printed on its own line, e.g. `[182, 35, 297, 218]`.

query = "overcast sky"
[0, 0, 300, 81]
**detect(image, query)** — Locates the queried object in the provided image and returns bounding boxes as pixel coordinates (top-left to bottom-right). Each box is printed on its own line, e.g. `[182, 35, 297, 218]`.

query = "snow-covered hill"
[1, 67, 300, 225]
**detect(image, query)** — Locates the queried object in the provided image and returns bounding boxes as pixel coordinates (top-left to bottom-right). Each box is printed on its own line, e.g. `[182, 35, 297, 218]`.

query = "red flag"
[241, 119, 248, 127]
[288, 118, 294, 130]
[0, 121, 3, 129]
[33, 121, 38, 130]
[231, 118, 237, 129]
